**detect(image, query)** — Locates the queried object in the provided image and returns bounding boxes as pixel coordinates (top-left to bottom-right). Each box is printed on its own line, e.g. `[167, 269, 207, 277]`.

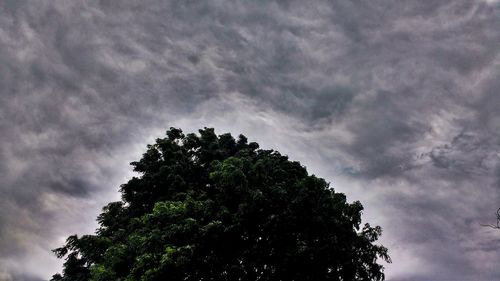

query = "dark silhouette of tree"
[51, 127, 390, 281]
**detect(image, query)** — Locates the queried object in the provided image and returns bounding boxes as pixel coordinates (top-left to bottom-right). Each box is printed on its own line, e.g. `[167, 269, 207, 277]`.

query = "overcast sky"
[1, 1, 499, 280]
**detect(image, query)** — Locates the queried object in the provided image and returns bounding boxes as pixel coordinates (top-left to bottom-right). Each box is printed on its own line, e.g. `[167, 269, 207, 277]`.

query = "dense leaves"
[52, 127, 390, 281]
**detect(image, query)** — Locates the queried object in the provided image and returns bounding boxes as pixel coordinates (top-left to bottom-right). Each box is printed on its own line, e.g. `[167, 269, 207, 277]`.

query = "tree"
[51, 127, 390, 281]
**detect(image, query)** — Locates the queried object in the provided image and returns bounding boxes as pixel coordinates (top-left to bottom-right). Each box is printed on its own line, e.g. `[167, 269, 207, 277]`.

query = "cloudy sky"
[1, 1, 499, 280]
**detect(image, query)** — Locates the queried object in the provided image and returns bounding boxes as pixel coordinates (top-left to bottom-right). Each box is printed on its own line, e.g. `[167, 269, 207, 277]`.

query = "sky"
[0, 1, 499, 280]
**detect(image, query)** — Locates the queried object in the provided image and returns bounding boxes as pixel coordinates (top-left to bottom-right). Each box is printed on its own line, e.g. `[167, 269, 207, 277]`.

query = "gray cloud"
[0, 0, 499, 279]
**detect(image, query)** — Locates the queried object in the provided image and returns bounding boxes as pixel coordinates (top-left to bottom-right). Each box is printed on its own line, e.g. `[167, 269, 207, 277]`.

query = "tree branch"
[481, 208, 500, 229]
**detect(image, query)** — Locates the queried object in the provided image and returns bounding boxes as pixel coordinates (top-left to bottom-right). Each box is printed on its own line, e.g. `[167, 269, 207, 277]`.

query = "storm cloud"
[1, 0, 499, 280]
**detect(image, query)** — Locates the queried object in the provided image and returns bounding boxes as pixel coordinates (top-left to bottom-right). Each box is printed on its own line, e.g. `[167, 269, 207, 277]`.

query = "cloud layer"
[0, 1, 499, 280]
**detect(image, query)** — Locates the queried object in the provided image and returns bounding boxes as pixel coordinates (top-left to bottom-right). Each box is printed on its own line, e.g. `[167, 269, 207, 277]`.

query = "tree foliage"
[52, 127, 390, 281]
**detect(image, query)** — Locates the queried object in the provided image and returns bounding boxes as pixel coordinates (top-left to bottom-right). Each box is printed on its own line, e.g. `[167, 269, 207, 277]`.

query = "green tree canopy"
[51, 127, 390, 281]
